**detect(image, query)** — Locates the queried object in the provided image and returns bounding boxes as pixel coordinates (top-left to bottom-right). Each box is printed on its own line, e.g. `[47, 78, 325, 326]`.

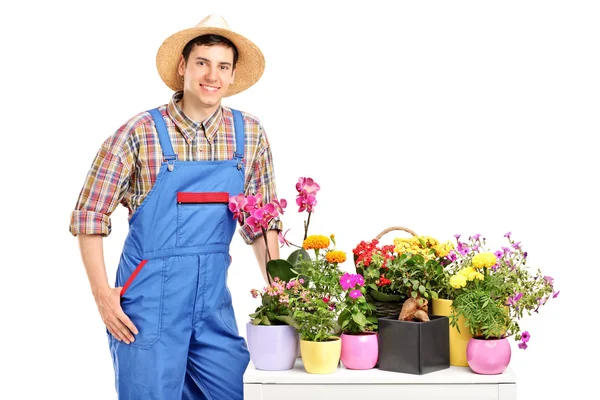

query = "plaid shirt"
[70, 91, 281, 244]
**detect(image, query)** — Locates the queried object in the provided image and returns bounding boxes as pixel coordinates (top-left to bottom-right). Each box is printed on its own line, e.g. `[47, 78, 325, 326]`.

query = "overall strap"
[231, 109, 245, 169]
[148, 108, 177, 170]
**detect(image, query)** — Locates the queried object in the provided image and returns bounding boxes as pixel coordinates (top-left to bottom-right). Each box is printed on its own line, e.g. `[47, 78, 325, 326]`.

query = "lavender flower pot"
[246, 322, 299, 371]
[466, 337, 511, 375]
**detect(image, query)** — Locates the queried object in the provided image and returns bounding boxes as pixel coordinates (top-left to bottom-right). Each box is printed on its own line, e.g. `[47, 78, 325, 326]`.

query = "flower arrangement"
[353, 233, 453, 321]
[337, 272, 378, 333]
[288, 232, 348, 341]
[248, 277, 304, 327]
[446, 232, 559, 349]
[392, 235, 454, 304]
[353, 239, 405, 302]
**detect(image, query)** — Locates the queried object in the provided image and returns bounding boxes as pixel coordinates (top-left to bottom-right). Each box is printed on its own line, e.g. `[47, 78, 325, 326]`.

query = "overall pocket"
[176, 192, 230, 248]
[118, 258, 165, 349]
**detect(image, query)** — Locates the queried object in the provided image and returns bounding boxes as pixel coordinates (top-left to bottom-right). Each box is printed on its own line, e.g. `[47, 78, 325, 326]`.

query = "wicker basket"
[363, 226, 418, 318]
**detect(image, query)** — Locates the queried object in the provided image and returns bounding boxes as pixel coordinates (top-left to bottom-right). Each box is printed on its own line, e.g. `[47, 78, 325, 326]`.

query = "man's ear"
[231, 68, 236, 84]
[177, 54, 186, 76]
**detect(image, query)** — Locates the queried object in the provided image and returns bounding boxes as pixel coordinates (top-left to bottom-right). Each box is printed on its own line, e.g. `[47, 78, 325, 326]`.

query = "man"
[69, 14, 281, 399]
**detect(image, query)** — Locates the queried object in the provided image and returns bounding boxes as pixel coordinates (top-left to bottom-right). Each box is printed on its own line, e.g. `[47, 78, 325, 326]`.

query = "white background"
[0, 0, 597, 399]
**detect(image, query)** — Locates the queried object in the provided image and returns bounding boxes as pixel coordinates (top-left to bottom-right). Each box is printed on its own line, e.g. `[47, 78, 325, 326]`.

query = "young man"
[69, 15, 281, 399]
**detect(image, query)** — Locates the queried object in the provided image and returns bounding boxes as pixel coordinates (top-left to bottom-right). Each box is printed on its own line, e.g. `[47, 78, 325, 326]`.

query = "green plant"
[248, 277, 303, 327]
[352, 239, 407, 303]
[391, 235, 454, 303]
[290, 234, 347, 341]
[446, 233, 559, 349]
[291, 288, 339, 342]
[337, 272, 378, 333]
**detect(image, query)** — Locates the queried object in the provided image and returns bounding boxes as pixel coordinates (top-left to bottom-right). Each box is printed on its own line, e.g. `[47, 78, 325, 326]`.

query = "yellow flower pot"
[431, 298, 472, 367]
[300, 337, 342, 374]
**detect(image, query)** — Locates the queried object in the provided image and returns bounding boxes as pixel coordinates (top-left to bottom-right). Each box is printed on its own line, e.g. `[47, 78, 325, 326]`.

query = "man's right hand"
[95, 287, 139, 344]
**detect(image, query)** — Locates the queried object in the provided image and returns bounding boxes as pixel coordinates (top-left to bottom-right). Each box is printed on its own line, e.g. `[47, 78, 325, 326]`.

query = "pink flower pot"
[466, 337, 511, 375]
[340, 332, 378, 370]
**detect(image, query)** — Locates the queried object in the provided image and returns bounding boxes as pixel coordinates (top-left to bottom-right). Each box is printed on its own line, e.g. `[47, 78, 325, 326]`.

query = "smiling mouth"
[200, 84, 220, 93]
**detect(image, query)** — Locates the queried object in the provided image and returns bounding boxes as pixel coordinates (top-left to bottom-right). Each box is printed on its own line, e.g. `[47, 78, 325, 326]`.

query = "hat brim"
[156, 26, 265, 97]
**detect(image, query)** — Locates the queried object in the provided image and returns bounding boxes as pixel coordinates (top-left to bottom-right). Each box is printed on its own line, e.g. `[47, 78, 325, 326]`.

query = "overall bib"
[108, 108, 250, 399]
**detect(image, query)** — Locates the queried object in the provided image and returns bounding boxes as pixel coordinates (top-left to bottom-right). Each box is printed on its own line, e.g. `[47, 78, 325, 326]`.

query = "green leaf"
[261, 316, 271, 325]
[419, 285, 426, 294]
[287, 248, 311, 265]
[251, 317, 262, 325]
[411, 291, 418, 298]
[352, 312, 367, 326]
[274, 315, 300, 329]
[369, 290, 404, 302]
[267, 259, 297, 283]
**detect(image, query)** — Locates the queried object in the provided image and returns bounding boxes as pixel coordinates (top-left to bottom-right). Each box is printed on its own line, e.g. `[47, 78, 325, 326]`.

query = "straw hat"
[156, 14, 265, 97]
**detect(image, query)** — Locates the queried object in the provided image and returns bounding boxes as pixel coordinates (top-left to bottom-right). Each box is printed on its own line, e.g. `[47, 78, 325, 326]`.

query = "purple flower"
[339, 273, 355, 291]
[472, 234, 481, 241]
[506, 292, 523, 306]
[504, 232, 512, 238]
[518, 342, 528, 350]
[349, 290, 362, 299]
[521, 331, 530, 343]
[553, 290, 560, 298]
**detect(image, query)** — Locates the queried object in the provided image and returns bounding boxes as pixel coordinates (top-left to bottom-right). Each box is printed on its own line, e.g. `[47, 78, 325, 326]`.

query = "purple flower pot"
[340, 332, 378, 370]
[246, 322, 299, 371]
[466, 337, 512, 375]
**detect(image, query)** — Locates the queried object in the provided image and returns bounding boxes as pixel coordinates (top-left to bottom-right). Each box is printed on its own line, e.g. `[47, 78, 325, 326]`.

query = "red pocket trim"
[120, 260, 148, 296]
[177, 192, 229, 204]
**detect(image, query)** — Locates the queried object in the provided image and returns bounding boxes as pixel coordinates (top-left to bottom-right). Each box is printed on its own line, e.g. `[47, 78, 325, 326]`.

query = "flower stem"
[303, 211, 312, 240]
[262, 227, 273, 284]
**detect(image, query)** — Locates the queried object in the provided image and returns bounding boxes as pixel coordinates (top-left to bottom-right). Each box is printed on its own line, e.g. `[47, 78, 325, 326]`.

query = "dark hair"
[181, 34, 239, 69]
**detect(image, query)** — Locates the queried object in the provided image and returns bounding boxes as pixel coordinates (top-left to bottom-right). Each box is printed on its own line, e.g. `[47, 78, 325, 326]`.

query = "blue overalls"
[108, 107, 250, 399]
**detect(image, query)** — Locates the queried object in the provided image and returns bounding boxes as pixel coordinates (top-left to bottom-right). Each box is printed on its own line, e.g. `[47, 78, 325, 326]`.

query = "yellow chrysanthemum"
[472, 252, 497, 269]
[303, 235, 331, 250]
[325, 250, 346, 264]
[434, 241, 454, 257]
[449, 274, 467, 289]
[458, 267, 484, 281]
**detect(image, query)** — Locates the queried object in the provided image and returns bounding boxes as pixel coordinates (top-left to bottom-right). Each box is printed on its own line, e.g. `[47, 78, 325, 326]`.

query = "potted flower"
[291, 286, 342, 374]
[446, 232, 559, 374]
[290, 234, 346, 374]
[246, 277, 303, 371]
[391, 234, 454, 322]
[337, 272, 379, 370]
[352, 237, 407, 318]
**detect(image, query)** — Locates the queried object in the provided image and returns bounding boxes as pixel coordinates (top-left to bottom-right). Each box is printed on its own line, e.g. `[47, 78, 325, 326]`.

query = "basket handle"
[375, 226, 417, 241]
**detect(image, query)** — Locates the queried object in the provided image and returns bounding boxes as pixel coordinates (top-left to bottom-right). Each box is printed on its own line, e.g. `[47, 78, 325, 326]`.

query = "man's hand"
[95, 287, 138, 344]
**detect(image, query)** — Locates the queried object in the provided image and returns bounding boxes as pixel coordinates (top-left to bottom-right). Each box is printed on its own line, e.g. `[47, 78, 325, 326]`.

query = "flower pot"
[431, 298, 472, 367]
[378, 315, 449, 375]
[466, 337, 511, 375]
[340, 332, 378, 370]
[300, 336, 341, 374]
[246, 322, 299, 371]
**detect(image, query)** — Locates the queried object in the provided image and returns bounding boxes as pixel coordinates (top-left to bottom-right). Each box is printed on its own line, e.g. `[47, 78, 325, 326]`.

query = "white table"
[243, 359, 517, 400]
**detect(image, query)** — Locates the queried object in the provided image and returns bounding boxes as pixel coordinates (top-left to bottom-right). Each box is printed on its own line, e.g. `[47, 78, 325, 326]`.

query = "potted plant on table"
[375, 233, 454, 375]
[446, 232, 559, 375]
[291, 235, 346, 374]
[337, 272, 379, 370]
[246, 277, 304, 371]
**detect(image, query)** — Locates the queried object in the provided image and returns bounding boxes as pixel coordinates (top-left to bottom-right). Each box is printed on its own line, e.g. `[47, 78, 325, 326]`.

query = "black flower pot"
[378, 314, 450, 375]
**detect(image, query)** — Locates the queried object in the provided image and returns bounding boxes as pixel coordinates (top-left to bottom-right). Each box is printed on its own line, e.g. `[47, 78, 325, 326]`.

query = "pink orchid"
[278, 229, 291, 247]
[295, 177, 320, 213]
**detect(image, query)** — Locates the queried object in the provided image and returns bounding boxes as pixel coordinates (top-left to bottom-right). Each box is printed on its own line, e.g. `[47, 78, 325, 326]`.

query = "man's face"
[178, 44, 236, 110]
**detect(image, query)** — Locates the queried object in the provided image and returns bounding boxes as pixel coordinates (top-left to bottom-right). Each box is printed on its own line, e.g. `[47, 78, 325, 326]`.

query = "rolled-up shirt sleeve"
[239, 125, 283, 244]
[69, 144, 130, 236]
